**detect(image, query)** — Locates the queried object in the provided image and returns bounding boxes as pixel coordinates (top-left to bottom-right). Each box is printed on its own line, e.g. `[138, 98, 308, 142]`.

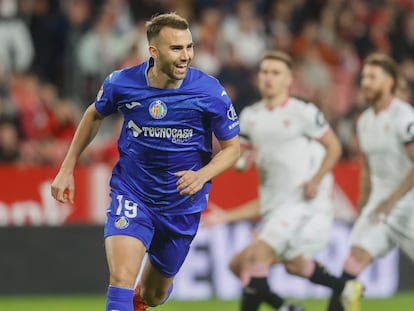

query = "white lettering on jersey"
[127, 120, 142, 137]
[127, 120, 193, 143]
[125, 101, 141, 109]
[227, 104, 238, 121]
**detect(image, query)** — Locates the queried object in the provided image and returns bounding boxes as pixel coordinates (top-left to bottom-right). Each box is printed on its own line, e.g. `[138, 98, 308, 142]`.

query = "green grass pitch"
[0, 292, 413, 311]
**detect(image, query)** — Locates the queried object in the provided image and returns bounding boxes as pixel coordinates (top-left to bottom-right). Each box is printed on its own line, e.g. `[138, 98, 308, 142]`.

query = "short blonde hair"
[260, 50, 293, 70]
[145, 12, 189, 43]
[364, 53, 399, 93]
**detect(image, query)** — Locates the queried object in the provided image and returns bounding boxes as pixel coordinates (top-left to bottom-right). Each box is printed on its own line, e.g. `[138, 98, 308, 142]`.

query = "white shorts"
[350, 195, 414, 260]
[259, 200, 334, 261]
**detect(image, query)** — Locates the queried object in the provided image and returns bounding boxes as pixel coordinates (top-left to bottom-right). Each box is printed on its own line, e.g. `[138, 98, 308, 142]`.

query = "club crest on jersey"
[114, 216, 129, 229]
[149, 100, 167, 119]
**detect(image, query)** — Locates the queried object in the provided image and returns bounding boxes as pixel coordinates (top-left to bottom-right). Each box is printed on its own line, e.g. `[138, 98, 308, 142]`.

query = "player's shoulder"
[288, 96, 317, 110]
[390, 97, 414, 117]
[186, 67, 227, 98]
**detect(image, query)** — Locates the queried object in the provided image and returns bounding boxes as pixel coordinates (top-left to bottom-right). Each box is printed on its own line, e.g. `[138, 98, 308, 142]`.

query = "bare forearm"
[225, 199, 260, 223]
[60, 104, 104, 173]
[198, 136, 240, 182]
[312, 132, 342, 183]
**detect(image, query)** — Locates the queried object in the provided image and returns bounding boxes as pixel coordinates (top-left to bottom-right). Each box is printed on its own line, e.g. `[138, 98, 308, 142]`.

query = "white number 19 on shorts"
[115, 194, 138, 218]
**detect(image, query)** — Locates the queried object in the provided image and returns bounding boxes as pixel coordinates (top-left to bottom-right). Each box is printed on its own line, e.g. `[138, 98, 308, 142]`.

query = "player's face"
[257, 59, 292, 99]
[360, 64, 393, 103]
[150, 27, 194, 81]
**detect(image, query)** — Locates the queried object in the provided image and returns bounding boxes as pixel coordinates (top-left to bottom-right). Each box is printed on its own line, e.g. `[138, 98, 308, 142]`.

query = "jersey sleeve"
[238, 107, 253, 147]
[301, 103, 330, 139]
[396, 105, 414, 145]
[94, 73, 118, 116]
[209, 88, 240, 141]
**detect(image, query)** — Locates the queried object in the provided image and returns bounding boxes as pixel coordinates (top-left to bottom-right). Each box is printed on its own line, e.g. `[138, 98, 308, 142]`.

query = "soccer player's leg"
[104, 193, 155, 311]
[105, 235, 147, 311]
[328, 206, 388, 311]
[134, 211, 201, 309]
[135, 261, 174, 309]
[236, 239, 294, 311]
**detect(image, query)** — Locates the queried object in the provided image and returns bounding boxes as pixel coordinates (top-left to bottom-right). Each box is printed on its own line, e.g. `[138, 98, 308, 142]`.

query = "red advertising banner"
[0, 162, 360, 226]
[0, 164, 111, 226]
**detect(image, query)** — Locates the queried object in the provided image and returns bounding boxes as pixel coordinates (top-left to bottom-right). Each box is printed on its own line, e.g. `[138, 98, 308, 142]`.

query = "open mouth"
[175, 64, 187, 73]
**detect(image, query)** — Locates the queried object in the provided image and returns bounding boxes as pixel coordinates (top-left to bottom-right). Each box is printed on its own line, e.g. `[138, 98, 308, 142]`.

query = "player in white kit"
[203, 51, 364, 311]
[327, 53, 414, 311]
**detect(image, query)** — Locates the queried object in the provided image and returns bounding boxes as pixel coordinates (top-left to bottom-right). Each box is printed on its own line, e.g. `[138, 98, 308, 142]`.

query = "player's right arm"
[358, 153, 371, 211]
[51, 104, 105, 203]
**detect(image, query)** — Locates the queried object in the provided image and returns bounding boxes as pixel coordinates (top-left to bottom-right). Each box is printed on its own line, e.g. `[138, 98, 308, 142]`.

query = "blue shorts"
[104, 192, 201, 277]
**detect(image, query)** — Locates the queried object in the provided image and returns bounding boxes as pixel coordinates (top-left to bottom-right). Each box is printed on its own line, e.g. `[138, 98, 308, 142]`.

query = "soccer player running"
[208, 50, 362, 311]
[327, 53, 414, 311]
[50, 13, 240, 311]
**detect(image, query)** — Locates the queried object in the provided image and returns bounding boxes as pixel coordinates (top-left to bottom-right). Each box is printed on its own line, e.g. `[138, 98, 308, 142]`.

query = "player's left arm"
[372, 143, 414, 219]
[313, 130, 343, 184]
[304, 130, 342, 199]
[176, 135, 240, 195]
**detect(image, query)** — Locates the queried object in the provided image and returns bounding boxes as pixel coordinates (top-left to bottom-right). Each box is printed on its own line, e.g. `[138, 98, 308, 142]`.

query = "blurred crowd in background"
[1, 0, 414, 165]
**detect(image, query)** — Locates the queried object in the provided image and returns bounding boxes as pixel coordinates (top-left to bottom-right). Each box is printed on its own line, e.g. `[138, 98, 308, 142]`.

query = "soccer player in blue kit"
[50, 12, 240, 311]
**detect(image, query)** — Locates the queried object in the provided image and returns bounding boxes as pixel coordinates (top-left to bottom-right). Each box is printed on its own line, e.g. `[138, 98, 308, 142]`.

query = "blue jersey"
[95, 58, 240, 215]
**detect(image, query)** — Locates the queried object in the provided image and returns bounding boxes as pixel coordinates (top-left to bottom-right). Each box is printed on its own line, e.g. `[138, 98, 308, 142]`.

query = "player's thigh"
[229, 247, 249, 276]
[140, 259, 174, 297]
[105, 235, 147, 287]
[350, 212, 394, 258]
[259, 202, 310, 260]
[286, 212, 333, 259]
[147, 212, 201, 277]
[387, 201, 414, 262]
[229, 240, 278, 276]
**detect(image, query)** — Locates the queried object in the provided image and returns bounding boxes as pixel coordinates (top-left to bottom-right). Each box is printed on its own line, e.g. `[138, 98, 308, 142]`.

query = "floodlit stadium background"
[1, 0, 414, 310]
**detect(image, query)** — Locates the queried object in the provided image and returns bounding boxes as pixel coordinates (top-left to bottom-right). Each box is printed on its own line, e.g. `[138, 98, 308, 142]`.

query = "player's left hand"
[175, 170, 205, 196]
[369, 199, 394, 223]
[303, 179, 319, 199]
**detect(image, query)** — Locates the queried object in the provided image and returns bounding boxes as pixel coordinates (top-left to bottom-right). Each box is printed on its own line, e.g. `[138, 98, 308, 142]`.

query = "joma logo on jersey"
[127, 120, 193, 143]
[149, 100, 168, 119]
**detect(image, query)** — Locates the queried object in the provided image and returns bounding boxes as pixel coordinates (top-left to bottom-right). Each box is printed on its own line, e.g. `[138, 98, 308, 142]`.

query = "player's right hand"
[51, 172, 75, 204]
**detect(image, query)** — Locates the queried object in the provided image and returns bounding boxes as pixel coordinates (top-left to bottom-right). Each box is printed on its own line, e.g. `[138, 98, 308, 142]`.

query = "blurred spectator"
[398, 57, 414, 97]
[60, 0, 91, 105]
[392, 9, 414, 62]
[28, 0, 68, 85]
[221, 0, 266, 67]
[291, 20, 338, 66]
[191, 7, 224, 76]
[1, 0, 414, 164]
[0, 0, 34, 81]
[0, 119, 20, 163]
[77, 3, 127, 105]
[120, 20, 148, 65]
[217, 44, 258, 114]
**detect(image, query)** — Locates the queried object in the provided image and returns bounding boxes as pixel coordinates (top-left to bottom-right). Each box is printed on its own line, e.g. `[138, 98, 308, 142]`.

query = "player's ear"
[148, 45, 157, 59]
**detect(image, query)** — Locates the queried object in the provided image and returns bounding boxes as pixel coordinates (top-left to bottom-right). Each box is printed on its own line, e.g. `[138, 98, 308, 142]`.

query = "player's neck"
[372, 95, 393, 113]
[263, 94, 289, 108]
[147, 66, 182, 89]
